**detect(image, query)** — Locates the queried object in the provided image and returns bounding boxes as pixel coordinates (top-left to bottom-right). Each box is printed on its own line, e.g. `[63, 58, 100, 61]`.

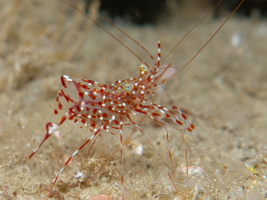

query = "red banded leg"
[29, 122, 59, 159]
[46, 126, 104, 198]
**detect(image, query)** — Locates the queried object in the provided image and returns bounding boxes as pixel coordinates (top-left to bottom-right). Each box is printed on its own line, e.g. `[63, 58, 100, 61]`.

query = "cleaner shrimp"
[29, 0, 245, 199]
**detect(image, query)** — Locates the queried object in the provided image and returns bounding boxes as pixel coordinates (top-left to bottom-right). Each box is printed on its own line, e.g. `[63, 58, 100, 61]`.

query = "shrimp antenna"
[164, 0, 224, 60]
[60, 0, 151, 66]
[176, 0, 245, 73]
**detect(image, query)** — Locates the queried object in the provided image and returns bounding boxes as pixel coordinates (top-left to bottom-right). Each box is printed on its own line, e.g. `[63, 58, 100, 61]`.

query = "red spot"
[190, 123, 195, 129]
[135, 109, 147, 114]
[76, 106, 81, 112]
[114, 120, 119, 125]
[187, 127, 192, 132]
[82, 79, 95, 85]
[60, 116, 67, 125]
[94, 89, 99, 93]
[152, 112, 161, 117]
[93, 109, 97, 114]
[102, 113, 108, 118]
[92, 95, 97, 100]
[79, 92, 84, 98]
[82, 114, 87, 118]
[181, 113, 188, 120]
[172, 106, 178, 109]
[61, 76, 67, 88]
[80, 84, 90, 90]
[81, 118, 86, 124]
[175, 119, 183, 125]
[46, 122, 53, 130]
[157, 105, 163, 109]
[58, 103, 63, 110]
[54, 109, 58, 115]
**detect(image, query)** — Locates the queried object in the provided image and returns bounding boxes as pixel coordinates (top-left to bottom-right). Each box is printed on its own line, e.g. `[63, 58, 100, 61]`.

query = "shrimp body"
[54, 50, 193, 133]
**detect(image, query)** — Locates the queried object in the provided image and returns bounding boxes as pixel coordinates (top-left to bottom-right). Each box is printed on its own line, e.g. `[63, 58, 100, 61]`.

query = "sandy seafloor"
[0, 1, 266, 200]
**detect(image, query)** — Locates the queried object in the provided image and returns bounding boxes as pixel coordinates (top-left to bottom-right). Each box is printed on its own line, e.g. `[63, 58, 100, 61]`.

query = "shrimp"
[29, 0, 245, 199]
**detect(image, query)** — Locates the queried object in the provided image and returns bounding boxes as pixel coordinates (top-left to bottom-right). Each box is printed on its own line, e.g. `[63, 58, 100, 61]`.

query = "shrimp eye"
[139, 64, 148, 76]
[123, 83, 133, 92]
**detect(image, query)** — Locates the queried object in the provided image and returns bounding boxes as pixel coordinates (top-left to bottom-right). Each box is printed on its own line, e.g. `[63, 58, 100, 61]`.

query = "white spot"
[87, 115, 92, 118]
[72, 150, 79, 157]
[80, 105, 85, 111]
[63, 75, 72, 82]
[140, 91, 145, 94]
[135, 144, 143, 155]
[48, 123, 58, 135]
[182, 166, 205, 175]
[90, 134, 95, 140]
[74, 172, 84, 179]
[231, 34, 241, 47]
[59, 167, 65, 174]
